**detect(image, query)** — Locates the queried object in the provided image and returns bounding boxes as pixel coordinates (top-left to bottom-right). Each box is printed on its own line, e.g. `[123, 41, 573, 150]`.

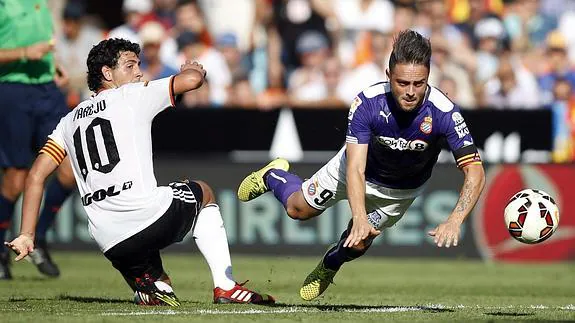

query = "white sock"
[192, 204, 236, 290]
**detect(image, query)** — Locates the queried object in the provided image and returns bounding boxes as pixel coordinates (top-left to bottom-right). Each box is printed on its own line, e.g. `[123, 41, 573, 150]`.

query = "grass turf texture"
[0, 252, 573, 322]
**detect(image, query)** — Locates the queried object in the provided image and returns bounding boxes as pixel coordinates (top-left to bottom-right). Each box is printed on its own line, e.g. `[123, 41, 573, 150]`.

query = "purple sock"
[264, 169, 302, 209]
[323, 222, 371, 271]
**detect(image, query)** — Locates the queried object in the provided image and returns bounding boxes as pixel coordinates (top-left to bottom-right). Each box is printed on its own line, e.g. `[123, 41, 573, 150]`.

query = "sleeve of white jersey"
[127, 76, 176, 119]
[40, 117, 68, 165]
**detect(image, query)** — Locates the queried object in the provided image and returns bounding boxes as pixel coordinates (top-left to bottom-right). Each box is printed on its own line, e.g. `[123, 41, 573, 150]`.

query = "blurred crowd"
[49, 0, 575, 113]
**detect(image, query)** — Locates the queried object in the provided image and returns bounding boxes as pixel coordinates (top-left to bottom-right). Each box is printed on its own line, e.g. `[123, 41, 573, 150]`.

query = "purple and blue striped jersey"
[346, 82, 481, 189]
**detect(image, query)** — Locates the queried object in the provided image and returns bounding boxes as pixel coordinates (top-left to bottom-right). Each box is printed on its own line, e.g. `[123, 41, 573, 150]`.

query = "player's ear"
[385, 68, 390, 81]
[101, 66, 113, 82]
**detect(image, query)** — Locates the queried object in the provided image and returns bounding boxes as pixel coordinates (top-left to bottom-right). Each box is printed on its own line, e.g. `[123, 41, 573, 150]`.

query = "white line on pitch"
[99, 304, 575, 316]
[100, 306, 424, 316]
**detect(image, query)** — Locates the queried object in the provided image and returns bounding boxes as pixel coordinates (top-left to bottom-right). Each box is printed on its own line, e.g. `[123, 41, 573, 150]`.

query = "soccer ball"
[504, 189, 560, 244]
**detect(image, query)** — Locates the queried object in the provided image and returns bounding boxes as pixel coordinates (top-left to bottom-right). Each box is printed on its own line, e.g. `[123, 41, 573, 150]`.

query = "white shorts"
[302, 147, 427, 230]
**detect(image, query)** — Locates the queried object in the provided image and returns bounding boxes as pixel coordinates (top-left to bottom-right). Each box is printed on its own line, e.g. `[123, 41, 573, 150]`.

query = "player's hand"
[181, 60, 206, 78]
[428, 219, 461, 248]
[4, 235, 34, 261]
[343, 216, 381, 248]
[24, 41, 55, 60]
[54, 64, 69, 88]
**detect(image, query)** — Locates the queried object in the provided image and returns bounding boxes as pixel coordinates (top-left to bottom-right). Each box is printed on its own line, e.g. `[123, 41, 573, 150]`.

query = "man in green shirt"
[0, 0, 76, 280]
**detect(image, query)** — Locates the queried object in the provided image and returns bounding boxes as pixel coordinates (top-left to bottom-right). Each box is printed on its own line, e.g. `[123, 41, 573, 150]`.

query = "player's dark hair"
[388, 30, 431, 72]
[87, 38, 141, 92]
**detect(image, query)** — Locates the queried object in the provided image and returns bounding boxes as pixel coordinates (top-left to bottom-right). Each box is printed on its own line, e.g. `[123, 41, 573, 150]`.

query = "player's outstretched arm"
[4, 154, 58, 260]
[172, 60, 207, 95]
[428, 163, 485, 248]
[343, 143, 381, 248]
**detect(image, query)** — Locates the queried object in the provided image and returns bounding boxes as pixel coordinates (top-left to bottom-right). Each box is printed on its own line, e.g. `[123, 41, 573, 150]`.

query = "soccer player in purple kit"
[237, 30, 486, 301]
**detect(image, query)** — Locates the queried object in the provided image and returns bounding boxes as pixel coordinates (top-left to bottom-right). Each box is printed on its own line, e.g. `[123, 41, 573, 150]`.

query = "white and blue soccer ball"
[504, 189, 560, 244]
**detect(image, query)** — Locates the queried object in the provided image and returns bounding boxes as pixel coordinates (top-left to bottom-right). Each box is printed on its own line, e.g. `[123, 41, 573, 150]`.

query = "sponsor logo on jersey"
[473, 165, 575, 261]
[452, 112, 464, 125]
[380, 111, 391, 123]
[81, 181, 133, 206]
[348, 96, 362, 120]
[452, 112, 469, 138]
[420, 116, 432, 134]
[376, 136, 429, 151]
[455, 123, 470, 138]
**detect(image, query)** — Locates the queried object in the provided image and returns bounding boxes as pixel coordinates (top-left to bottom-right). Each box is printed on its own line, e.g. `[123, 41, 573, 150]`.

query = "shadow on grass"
[270, 303, 455, 313]
[57, 295, 204, 306]
[11, 276, 56, 281]
[485, 311, 535, 317]
[8, 297, 45, 302]
[58, 295, 133, 304]
[6, 295, 132, 304]
[7, 295, 130, 304]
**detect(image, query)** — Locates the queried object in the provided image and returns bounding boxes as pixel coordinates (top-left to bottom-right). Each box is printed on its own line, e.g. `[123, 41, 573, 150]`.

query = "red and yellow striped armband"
[456, 152, 482, 168]
[39, 139, 67, 165]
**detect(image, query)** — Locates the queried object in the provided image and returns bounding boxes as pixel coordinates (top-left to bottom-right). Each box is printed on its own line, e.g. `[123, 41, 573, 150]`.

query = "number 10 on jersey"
[73, 117, 120, 180]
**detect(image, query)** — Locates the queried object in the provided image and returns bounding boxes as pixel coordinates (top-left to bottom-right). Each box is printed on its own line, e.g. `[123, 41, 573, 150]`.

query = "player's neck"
[98, 82, 119, 93]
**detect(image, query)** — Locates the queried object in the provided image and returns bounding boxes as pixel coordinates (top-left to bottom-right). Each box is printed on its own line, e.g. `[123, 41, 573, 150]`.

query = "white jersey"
[43, 77, 176, 252]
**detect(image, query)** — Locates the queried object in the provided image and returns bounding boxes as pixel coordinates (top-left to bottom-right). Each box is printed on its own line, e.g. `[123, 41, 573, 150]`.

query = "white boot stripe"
[237, 290, 248, 301]
[231, 290, 242, 299]
[242, 292, 253, 302]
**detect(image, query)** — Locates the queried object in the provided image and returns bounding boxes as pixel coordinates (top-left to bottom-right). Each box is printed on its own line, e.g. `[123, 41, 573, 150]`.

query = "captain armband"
[39, 139, 67, 165]
[453, 144, 482, 168]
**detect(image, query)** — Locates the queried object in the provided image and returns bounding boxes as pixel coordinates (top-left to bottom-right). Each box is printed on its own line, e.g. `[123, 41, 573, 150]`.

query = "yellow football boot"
[300, 253, 338, 301]
[237, 158, 290, 202]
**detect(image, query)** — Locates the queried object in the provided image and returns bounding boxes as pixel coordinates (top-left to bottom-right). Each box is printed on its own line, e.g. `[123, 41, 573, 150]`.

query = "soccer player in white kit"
[5, 38, 274, 306]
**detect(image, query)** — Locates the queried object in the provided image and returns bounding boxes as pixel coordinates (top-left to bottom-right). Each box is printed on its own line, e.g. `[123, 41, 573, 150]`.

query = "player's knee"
[192, 180, 216, 206]
[286, 206, 301, 220]
[286, 206, 314, 221]
[285, 192, 319, 220]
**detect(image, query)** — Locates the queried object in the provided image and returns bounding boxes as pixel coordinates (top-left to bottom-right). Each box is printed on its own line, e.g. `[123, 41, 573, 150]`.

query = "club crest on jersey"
[420, 116, 432, 134]
[367, 210, 384, 228]
[307, 181, 317, 196]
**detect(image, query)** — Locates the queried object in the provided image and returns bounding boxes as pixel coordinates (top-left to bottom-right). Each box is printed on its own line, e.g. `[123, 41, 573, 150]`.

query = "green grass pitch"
[0, 252, 574, 322]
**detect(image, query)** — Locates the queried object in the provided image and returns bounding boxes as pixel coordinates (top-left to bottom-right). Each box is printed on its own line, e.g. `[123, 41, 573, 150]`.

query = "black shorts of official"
[0, 82, 68, 168]
[103, 180, 204, 284]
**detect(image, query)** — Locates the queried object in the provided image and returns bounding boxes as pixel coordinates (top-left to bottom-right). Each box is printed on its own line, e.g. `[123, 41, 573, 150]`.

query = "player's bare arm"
[428, 163, 485, 248]
[172, 60, 207, 95]
[0, 41, 54, 64]
[4, 154, 58, 260]
[343, 142, 381, 248]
